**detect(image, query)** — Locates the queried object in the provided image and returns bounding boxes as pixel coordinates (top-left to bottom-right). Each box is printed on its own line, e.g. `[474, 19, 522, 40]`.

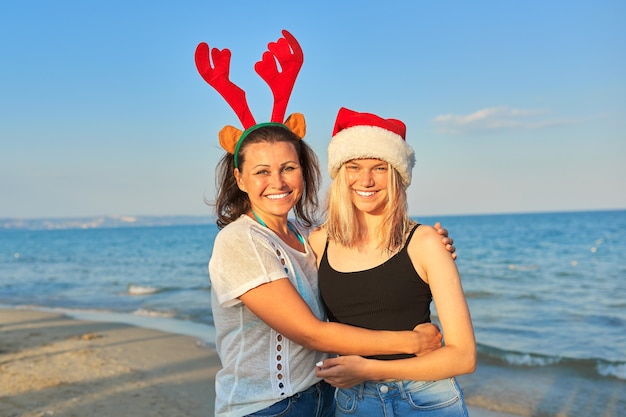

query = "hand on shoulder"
[409, 225, 457, 284]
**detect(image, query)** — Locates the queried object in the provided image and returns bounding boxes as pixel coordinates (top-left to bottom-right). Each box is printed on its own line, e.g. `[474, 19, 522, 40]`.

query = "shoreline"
[1, 307, 509, 417]
[6, 307, 616, 417]
[14, 304, 219, 348]
[1, 307, 219, 417]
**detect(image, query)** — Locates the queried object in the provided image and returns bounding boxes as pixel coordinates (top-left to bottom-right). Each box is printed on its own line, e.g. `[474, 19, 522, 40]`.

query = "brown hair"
[210, 125, 321, 229]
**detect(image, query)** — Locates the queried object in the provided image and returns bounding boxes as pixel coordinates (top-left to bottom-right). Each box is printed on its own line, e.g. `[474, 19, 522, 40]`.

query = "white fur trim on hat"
[328, 125, 415, 185]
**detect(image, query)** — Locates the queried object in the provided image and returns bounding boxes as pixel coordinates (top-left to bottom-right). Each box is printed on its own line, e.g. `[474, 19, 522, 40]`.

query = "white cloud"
[433, 106, 576, 135]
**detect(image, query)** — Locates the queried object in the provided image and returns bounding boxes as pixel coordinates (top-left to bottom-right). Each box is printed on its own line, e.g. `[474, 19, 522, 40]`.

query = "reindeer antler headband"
[195, 30, 306, 168]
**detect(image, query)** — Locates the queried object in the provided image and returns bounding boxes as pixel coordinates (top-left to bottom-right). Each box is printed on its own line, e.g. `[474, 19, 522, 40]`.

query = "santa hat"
[328, 107, 415, 186]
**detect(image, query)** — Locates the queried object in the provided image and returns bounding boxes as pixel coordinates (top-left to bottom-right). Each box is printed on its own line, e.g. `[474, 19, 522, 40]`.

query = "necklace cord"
[250, 209, 305, 245]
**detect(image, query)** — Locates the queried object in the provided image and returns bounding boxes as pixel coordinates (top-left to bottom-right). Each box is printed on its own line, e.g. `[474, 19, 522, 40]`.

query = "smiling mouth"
[354, 190, 377, 197]
[266, 192, 291, 200]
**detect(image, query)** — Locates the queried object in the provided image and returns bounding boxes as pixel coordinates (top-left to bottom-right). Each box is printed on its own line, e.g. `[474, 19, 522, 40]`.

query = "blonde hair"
[324, 162, 414, 252]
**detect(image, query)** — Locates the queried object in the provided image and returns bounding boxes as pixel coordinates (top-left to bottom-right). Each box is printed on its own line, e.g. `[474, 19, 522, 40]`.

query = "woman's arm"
[240, 278, 442, 356]
[315, 225, 475, 385]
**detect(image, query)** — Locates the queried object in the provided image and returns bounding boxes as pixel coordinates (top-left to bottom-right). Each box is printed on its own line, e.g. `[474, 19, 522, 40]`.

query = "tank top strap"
[320, 233, 331, 266]
[323, 225, 421, 256]
[404, 223, 421, 246]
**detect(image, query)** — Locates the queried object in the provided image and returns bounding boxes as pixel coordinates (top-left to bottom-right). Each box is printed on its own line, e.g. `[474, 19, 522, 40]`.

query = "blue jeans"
[334, 378, 468, 417]
[246, 380, 335, 417]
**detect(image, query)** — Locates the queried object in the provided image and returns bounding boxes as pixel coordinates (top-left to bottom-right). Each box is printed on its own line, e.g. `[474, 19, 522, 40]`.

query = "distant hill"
[0, 215, 215, 230]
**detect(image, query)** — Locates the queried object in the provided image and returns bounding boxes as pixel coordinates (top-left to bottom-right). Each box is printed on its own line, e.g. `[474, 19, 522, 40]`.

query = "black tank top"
[318, 224, 432, 360]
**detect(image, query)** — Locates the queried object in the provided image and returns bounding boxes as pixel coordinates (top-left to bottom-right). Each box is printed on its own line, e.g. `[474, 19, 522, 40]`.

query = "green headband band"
[233, 122, 292, 168]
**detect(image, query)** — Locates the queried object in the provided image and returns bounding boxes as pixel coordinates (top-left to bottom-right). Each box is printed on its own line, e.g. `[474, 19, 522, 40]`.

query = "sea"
[1, 210, 625, 417]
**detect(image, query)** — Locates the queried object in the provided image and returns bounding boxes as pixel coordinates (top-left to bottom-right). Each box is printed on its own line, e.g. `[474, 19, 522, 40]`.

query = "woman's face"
[235, 141, 304, 219]
[344, 158, 389, 215]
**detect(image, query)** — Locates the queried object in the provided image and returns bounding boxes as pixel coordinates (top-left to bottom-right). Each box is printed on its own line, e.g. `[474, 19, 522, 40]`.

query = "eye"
[281, 164, 301, 173]
[254, 169, 270, 176]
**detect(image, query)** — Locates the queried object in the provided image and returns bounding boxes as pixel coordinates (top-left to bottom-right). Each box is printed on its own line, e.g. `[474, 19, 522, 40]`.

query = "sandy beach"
[0, 307, 513, 417]
[0, 308, 219, 417]
[6, 307, 619, 417]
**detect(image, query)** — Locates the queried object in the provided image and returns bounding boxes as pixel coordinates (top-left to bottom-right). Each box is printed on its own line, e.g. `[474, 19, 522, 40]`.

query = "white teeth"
[266, 193, 289, 200]
[355, 190, 376, 197]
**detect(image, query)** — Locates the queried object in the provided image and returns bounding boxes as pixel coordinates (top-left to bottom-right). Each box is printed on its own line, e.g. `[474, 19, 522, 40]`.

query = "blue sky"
[1, 1, 624, 219]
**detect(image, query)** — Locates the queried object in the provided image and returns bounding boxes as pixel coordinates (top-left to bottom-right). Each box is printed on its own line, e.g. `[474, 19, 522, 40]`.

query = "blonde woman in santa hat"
[310, 107, 476, 416]
[198, 32, 455, 417]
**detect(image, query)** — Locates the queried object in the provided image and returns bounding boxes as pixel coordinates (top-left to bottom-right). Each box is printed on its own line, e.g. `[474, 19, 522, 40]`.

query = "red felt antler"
[255, 30, 304, 123]
[194, 43, 256, 129]
[195, 30, 305, 153]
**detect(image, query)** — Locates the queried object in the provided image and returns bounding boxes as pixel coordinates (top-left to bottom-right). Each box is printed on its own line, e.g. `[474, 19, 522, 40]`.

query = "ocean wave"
[478, 344, 562, 367]
[133, 308, 176, 318]
[597, 361, 626, 380]
[477, 343, 626, 380]
[127, 284, 161, 295]
[125, 284, 207, 296]
[503, 351, 562, 367]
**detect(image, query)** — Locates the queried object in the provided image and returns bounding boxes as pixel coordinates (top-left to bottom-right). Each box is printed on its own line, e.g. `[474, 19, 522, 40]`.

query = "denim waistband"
[349, 378, 458, 400]
[301, 379, 330, 394]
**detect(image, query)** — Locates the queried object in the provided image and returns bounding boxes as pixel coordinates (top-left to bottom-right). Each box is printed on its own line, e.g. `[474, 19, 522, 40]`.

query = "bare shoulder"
[409, 224, 448, 254]
[413, 224, 441, 242]
[409, 224, 458, 283]
[308, 225, 327, 259]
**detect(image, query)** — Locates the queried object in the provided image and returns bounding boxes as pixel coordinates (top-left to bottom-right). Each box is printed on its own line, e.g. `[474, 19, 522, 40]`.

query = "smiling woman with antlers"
[199, 31, 453, 417]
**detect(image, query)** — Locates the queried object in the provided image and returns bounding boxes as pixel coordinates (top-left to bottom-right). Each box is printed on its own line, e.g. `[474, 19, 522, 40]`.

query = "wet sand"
[1, 307, 554, 417]
[0, 308, 219, 417]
